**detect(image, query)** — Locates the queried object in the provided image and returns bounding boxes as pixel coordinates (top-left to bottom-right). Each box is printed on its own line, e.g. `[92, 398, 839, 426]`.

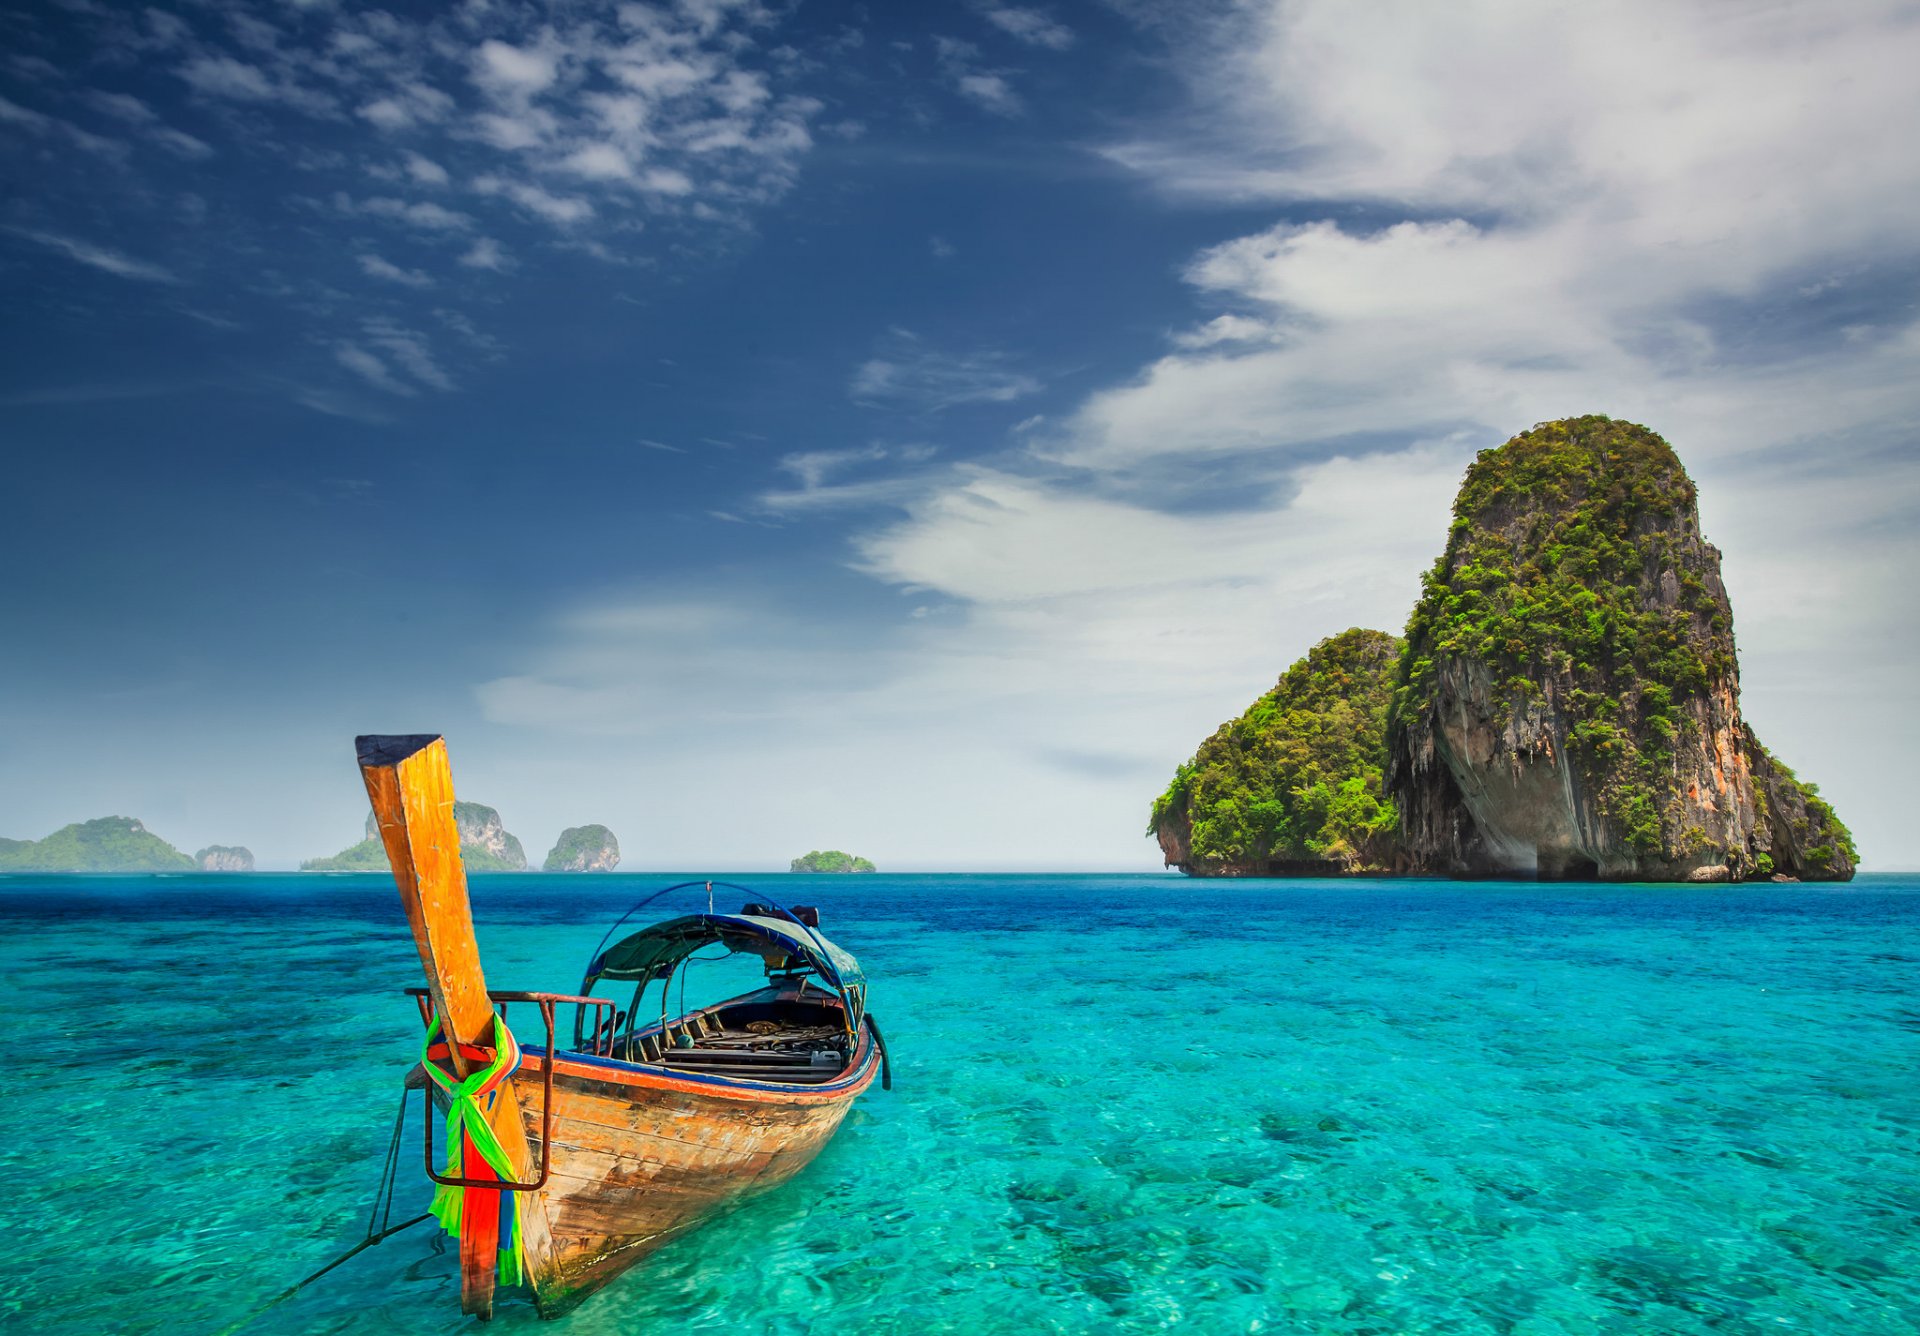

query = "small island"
[195, 845, 255, 872]
[544, 824, 621, 872]
[790, 850, 876, 873]
[304, 802, 529, 872]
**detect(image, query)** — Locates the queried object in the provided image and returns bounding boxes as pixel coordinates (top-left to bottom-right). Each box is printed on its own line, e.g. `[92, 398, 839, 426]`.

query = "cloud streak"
[7, 228, 180, 283]
[851, 336, 1042, 411]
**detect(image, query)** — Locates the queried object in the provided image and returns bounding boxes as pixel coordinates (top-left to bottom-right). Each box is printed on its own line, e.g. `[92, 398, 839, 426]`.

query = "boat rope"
[212, 1090, 430, 1336]
[420, 1012, 529, 1286]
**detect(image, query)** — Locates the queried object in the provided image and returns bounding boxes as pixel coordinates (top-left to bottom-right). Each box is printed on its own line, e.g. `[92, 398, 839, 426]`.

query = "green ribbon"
[419, 1012, 526, 1286]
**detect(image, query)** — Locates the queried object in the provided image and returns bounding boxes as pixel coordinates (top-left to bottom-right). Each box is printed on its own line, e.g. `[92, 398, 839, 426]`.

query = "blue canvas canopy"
[584, 913, 866, 997]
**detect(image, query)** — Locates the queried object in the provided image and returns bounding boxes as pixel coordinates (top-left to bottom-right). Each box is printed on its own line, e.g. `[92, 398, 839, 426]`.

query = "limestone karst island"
[1150, 416, 1856, 883]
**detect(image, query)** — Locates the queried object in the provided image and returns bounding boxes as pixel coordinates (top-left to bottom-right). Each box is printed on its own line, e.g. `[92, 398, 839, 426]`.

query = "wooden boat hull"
[511, 1027, 882, 1316]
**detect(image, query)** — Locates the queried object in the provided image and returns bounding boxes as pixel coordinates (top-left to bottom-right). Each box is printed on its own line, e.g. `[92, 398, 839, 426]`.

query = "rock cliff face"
[449, 803, 528, 871]
[1152, 629, 1403, 876]
[1387, 416, 1855, 881]
[195, 845, 254, 872]
[544, 824, 620, 872]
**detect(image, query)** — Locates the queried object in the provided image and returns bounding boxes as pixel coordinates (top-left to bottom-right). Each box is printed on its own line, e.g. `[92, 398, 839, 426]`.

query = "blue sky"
[3, 0, 1917, 871]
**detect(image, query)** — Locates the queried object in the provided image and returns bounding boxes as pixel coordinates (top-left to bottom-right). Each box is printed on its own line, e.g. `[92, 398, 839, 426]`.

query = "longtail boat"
[356, 734, 890, 1319]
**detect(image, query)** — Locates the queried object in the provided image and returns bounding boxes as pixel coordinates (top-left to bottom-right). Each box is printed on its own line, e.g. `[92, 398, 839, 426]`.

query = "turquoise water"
[2, 873, 1916, 1335]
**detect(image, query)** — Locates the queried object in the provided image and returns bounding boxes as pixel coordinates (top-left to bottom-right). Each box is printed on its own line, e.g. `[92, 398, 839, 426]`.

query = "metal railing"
[403, 988, 615, 1193]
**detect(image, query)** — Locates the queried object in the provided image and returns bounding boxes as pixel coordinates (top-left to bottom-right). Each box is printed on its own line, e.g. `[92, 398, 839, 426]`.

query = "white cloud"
[150, 127, 214, 159]
[403, 152, 449, 186]
[458, 236, 510, 271]
[344, 194, 473, 230]
[0, 93, 127, 159]
[177, 55, 276, 101]
[982, 7, 1075, 51]
[955, 73, 1022, 117]
[473, 39, 560, 98]
[357, 253, 433, 287]
[84, 90, 155, 124]
[362, 318, 454, 390]
[851, 336, 1041, 410]
[936, 36, 1024, 117]
[334, 341, 415, 395]
[7, 228, 180, 283]
[473, 175, 594, 225]
[560, 142, 632, 180]
[69, 0, 825, 270]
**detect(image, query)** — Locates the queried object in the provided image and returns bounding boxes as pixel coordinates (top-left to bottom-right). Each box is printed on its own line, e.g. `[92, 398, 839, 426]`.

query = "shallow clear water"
[2, 872, 1916, 1335]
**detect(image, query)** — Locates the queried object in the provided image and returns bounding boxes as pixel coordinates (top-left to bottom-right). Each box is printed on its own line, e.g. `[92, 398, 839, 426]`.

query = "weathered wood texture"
[518, 1043, 878, 1316]
[357, 734, 552, 1319]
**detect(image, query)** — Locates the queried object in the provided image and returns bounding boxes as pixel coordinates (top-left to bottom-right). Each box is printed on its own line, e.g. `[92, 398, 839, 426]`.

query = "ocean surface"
[2, 872, 1916, 1335]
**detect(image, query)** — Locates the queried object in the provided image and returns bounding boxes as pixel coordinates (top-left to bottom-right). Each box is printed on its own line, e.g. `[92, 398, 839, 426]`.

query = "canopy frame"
[576, 883, 867, 1044]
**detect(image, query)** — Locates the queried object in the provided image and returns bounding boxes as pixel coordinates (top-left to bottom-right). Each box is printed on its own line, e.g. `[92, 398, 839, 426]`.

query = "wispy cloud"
[759, 444, 940, 513]
[357, 253, 433, 287]
[473, 176, 594, 226]
[981, 7, 1075, 51]
[457, 237, 511, 271]
[935, 38, 1024, 117]
[0, 93, 126, 160]
[851, 334, 1041, 410]
[7, 228, 180, 284]
[362, 318, 454, 391]
[81, 88, 213, 157]
[338, 194, 472, 231]
[334, 342, 415, 396]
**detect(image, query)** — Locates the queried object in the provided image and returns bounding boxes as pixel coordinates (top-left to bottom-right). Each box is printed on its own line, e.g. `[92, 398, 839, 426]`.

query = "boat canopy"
[584, 913, 866, 997]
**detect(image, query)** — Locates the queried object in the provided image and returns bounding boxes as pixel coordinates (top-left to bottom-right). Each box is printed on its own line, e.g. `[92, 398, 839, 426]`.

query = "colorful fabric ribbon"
[420, 1013, 527, 1286]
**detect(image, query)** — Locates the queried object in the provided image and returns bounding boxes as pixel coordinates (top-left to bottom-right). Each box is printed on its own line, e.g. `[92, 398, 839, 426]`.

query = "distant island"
[195, 845, 255, 872]
[1151, 416, 1856, 882]
[0, 816, 195, 872]
[790, 850, 876, 873]
[544, 824, 620, 872]
[304, 802, 529, 872]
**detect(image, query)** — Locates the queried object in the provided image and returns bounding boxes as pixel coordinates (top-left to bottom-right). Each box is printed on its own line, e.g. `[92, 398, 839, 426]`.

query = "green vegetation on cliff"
[790, 850, 876, 873]
[1150, 629, 1402, 873]
[0, 817, 195, 872]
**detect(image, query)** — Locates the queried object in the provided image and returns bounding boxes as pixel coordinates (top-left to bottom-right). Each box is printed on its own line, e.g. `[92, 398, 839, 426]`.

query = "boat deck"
[612, 996, 854, 1084]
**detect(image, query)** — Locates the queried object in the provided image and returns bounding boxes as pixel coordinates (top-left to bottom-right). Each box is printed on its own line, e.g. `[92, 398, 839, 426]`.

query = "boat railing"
[402, 987, 617, 1195]
[404, 986, 619, 1057]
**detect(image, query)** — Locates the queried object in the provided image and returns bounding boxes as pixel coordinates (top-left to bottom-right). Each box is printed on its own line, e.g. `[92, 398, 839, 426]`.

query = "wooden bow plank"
[358, 733, 537, 1320]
